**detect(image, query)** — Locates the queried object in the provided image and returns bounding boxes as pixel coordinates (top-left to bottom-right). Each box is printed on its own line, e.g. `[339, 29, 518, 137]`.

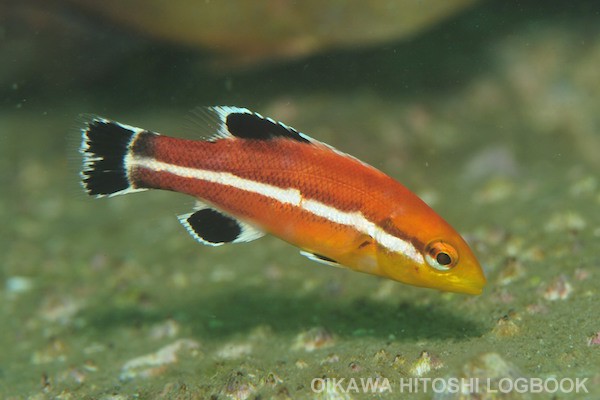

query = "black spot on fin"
[226, 111, 310, 143]
[178, 205, 264, 246]
[80, 117, 150, 197]
[300, 250, 341, 267]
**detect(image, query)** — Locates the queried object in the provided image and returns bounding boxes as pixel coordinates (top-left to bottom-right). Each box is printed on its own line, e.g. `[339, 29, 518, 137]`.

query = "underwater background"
[1, 0, 599, 398]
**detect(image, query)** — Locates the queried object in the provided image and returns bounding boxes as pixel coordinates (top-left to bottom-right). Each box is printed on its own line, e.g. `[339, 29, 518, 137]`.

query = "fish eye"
[436, 252, 452, 266]
[425, 240, 458, 271]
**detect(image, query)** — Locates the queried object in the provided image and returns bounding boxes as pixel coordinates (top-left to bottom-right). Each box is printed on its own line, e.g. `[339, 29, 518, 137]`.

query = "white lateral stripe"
[131, 156, 424, 263]
[301, 199, 422, 263]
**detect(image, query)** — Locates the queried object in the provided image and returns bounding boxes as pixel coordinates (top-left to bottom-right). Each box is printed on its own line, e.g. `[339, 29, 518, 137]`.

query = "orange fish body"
[81, 107, 486, 294]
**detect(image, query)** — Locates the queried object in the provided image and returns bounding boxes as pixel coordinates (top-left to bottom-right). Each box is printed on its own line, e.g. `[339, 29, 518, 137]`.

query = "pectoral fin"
[300, 250, 342, 267]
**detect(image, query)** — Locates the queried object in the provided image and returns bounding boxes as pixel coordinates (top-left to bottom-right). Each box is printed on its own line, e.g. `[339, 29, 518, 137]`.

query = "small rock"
[215, 342, 253, 360]
[588, 331, 600, 346]
[372, 349, 389, 364]
[120, 339, 200, 380]
[492, 313, 521, 337]
[320, 353, 339, 364]
[221, 371, 256, 400]
[392, 354, 407, 369]
[265, 372, 283, 387]
[543, 275, 573, 301]
[409, 351, 444, 377]
[5, 276, 33, 295]
[292, 327, 335, 352]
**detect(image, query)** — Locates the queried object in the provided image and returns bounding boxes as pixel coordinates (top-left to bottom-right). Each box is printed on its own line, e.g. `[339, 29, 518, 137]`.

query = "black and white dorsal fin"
[200, 106, 315, 143]
[300, 250, 342, 268]
[178, 202, 265, 246]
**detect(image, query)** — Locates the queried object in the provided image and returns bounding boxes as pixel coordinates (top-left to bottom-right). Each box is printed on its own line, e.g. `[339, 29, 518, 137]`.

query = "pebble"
[119, 339, 200, 381]
[5, 276, 33, 295]
[372, 349, 389, 364]
[265, 371, 283, 386]
[320, 353, 340, 364]
[292, 327, 335, 352]
[543, 275, 573, 301]
[221, 371, 257, 400]
[215, 342, 253, 360]
[408, 351, 444, 377]
[588, 331, 600, 346]
[492, 312, 521, 337]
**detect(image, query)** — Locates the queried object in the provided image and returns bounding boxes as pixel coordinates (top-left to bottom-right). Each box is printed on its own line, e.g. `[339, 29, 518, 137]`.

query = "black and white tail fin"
[80, 117, 148, 198]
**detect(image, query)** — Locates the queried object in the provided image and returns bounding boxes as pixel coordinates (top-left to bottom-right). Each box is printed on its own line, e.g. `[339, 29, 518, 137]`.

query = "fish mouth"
[454, 271, 487, 295]
[416, 272, 486, 295]
[440, 281, 485, 295]
[456, 283, 484, 295]
[436, 267, 486, 295]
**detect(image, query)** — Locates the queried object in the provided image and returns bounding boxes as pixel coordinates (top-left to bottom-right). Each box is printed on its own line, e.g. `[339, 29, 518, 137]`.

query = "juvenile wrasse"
[80, 106, 486, 294]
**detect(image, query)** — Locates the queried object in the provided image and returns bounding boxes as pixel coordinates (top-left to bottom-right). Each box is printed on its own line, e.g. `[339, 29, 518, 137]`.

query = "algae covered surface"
[2, 2, 600, 399]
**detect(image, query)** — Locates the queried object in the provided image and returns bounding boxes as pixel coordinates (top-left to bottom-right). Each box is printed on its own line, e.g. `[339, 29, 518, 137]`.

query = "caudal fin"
[80, 117, 148, 197]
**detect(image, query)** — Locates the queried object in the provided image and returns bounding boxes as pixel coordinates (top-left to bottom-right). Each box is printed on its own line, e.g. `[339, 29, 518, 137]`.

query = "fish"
[80, 106, 486, 294]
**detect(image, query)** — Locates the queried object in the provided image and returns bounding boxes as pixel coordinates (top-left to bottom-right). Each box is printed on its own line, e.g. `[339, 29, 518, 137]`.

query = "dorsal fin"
[225, 111, 311, 142]
[200, 106, 313, 143]
[188, 106, 378, 174]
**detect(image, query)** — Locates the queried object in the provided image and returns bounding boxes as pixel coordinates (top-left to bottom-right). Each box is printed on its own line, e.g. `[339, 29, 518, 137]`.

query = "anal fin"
[178, 204, 264, 246]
